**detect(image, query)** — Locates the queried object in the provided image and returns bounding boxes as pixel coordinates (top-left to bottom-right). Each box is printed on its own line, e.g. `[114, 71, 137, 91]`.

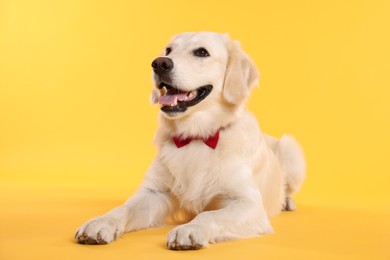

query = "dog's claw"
[76, 232, 108, 245]
[167, 241, 202, 250]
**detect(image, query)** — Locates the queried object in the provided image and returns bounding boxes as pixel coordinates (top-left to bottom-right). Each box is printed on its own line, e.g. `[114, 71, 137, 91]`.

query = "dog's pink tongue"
[159, 93, 188, 106]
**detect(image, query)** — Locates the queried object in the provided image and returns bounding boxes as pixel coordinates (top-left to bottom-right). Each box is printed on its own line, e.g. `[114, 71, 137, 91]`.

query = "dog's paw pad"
[282, 196, 296, 211]
[76, 232, 109, 245]
[167, 225, 207, 250]
[75, 217, 121, 245]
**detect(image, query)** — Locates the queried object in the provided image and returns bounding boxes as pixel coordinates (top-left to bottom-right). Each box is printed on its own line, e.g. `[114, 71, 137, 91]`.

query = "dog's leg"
[166, 170, 273, 250]
[75, 161, 173, 245]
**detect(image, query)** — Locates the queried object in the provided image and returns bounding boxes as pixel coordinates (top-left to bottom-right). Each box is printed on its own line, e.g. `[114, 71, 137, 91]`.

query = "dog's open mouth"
[158, 83, 213, 113]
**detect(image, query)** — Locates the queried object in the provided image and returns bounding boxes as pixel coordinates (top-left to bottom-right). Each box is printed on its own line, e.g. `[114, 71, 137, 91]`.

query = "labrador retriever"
[75, 32, 306, 250]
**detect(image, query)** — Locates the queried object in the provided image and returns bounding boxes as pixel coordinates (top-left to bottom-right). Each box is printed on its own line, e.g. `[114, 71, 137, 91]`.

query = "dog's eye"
[193, 48, 210, 57]
[165, 48, 172, 56]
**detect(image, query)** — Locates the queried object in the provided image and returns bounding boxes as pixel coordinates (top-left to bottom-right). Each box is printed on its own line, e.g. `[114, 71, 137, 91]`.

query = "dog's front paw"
[75, 216, 122, 245]
[167, 224, 208, 250]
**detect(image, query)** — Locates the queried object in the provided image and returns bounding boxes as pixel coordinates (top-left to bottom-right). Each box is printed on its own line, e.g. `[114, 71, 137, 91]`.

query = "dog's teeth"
[171, 97, 178, 106]
[186, 91, 196, 100]
[160, 87, 167, 96]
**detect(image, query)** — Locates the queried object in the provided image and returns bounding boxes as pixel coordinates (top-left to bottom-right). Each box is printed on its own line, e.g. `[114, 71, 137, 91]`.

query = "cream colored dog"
[75, 32, 306, 250]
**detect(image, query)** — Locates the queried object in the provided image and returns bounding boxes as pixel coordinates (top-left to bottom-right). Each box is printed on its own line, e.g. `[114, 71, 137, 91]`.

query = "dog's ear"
[150, 88, 159, 104]
[223, 40, 259, 105]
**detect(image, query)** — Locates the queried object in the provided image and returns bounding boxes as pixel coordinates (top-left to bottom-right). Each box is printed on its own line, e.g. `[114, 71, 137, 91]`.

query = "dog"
[75, 32, 306, 250]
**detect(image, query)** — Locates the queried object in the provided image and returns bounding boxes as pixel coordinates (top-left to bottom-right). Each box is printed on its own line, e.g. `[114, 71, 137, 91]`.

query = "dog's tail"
[265, 134, 306, 195]
[277, 135, 306, 195]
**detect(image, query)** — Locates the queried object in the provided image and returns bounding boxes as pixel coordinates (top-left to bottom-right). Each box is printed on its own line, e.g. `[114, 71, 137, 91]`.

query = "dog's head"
[151, 32, 259, 119]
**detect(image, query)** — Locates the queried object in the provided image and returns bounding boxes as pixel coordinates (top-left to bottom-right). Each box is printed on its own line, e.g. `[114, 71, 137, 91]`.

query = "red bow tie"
[173, 131, 220, 149]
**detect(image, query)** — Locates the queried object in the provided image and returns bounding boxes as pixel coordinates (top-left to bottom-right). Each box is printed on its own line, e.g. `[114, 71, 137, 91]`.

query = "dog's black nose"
[151, 57, 174, 74]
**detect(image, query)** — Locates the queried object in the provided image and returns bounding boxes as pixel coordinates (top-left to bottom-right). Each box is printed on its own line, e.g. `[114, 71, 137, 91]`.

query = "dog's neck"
[158, 103, 243, 140]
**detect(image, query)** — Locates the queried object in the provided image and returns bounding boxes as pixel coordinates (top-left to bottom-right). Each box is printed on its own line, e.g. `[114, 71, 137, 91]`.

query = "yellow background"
[1, 0, 389, 259]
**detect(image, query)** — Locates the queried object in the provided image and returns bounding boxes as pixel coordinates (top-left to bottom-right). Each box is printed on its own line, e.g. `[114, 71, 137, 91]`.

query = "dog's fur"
[75, 32, 306, 250]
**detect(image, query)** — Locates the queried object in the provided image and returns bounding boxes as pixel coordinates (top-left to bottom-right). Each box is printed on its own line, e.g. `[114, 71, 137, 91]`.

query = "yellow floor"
[1, 181, 388, 260]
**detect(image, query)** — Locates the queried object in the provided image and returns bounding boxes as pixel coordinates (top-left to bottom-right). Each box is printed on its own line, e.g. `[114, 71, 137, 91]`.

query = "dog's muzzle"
[151, 57, 213, 116]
